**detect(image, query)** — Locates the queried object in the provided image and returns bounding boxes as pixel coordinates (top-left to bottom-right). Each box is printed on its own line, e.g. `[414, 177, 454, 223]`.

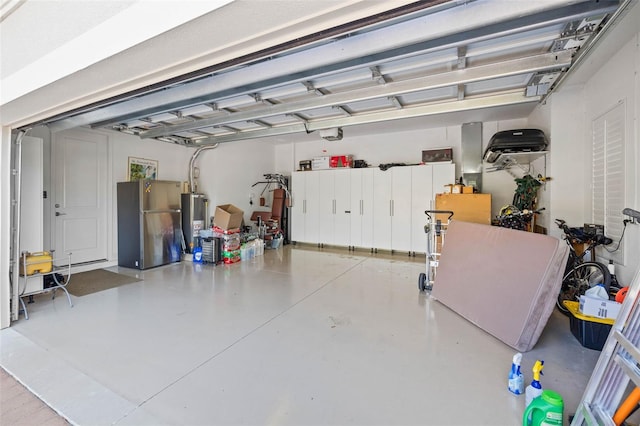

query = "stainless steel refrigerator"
[117, 180, 182, 269]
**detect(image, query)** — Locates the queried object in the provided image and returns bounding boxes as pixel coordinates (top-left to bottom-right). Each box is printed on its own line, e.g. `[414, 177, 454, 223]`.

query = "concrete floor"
[0, 245, 601, 425]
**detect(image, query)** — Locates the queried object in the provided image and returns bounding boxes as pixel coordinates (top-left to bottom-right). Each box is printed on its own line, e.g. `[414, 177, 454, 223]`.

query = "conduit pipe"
[188, 143, 219, 193]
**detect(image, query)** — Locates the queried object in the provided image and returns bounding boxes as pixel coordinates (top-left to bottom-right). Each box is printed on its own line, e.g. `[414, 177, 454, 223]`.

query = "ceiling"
[41, 0, 625, 146]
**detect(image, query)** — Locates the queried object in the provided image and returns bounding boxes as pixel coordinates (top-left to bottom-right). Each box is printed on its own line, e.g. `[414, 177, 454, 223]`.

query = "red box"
[329, 155, 353, 168]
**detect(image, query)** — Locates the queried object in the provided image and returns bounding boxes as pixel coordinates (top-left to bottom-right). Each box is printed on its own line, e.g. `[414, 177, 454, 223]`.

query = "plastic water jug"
[523, 389, 563, 426]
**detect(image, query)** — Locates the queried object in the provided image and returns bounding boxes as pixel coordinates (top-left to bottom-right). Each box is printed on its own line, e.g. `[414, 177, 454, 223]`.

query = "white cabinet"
[372, 168, 392, 250]
[349, 168, 374, 249]
[291, 164, 454, 253]
[290, 171, 319, 244]
[372, 167, 413, 252]
[410, 163, 455, 253]
[318, 169, 351, 246]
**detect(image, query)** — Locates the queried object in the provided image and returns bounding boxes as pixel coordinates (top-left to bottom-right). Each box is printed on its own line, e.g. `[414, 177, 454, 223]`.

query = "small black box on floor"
[564, 301, 613, 351]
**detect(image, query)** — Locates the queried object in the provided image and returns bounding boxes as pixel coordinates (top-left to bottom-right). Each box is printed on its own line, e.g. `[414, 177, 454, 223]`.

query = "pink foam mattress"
[431, 220, 569, 352]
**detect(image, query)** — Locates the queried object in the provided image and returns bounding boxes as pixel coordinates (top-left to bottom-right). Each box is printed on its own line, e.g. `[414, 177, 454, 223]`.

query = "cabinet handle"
[333, 199, 336, 214]
[303, 199, 306, 214]
[392, 200, 394, 216]
[390, 200, 392, 217]
[360, 200, 363, 215]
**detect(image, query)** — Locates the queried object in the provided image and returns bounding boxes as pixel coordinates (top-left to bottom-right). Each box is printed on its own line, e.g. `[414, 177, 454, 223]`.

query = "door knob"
[55, 212, 66, 216]
[55, 203, 61, 208]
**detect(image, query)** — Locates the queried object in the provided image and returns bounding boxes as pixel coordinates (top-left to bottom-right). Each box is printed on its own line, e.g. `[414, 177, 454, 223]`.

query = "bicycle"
[555, 218, 613, 315]
[418, 210, 454, 292]
[495, 205, 545, 231]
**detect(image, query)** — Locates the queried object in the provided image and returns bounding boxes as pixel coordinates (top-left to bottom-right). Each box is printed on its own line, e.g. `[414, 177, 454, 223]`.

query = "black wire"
[604, 221, 628, 253]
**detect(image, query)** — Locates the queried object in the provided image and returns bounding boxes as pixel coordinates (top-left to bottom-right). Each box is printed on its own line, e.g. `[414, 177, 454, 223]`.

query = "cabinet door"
[305, 172, 320, 243]
[349, 169, 363, 247]
[290, 171, 306, 242]
[410, 165, 434, 253]
[432, 163, 455, 198]
[318, 172, 335, 245]
[291, 171, 320, 243]
[360, 168, 375, 248]
[333, 169, 351, 247]
[391, 166, 412, 252]
[372, 168, 392, 250]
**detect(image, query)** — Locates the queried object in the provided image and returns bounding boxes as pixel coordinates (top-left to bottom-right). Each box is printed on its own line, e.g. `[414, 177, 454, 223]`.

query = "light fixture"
[319, 127, 343, 141]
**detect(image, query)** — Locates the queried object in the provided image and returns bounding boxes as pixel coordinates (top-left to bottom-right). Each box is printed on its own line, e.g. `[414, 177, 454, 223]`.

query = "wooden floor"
[0, 368, 68, 426]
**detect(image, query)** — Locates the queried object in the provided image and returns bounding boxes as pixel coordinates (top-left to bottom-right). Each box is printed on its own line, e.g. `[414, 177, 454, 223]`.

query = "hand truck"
[418, 210, 454, 292]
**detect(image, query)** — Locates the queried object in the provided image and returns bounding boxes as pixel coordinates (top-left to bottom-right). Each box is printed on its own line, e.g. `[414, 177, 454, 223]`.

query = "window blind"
[592, 101, 625, 264]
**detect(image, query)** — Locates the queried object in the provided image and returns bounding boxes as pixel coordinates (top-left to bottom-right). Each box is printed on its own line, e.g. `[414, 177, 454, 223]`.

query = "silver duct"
[461, 122, 483, 192]
[188, 144, 219, 193]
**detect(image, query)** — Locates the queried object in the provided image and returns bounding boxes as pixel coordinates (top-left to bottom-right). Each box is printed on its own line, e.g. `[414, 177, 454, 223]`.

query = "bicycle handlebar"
[555, 218, 611, 246]
[425, 210, 454, 221]
[623, 208, 640, 221]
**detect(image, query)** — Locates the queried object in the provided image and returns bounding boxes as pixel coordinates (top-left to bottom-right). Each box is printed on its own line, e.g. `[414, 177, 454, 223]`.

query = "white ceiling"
[5, 0, 630, 145]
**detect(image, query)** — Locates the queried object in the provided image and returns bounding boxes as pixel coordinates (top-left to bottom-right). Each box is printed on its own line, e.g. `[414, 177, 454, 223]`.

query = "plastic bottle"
[585, 283, 609, 300]
[508, 353, 524, 395]
[193, 246, 203, 263]
[522, 389, 563, 426]
[609, 260, 620, 288]
[525, 360, 545, 407]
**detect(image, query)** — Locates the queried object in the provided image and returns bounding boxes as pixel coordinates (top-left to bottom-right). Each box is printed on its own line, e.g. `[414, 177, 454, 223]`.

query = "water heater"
[181, 193, 207, 253]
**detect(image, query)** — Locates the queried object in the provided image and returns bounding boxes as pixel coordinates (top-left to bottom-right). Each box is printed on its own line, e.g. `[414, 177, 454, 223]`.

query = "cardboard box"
[579, 295, 622, 320]
[312, 156, 330, 170]
[435, 193, 492, 225]
[329, 155, 353, 168]
[299, 160, 312, 171]
[214, 204, 244, 231]
[422, 147, 453, 163]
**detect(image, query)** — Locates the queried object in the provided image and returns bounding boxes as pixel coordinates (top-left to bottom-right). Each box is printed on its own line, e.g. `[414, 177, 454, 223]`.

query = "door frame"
[48, 128, 114, 270]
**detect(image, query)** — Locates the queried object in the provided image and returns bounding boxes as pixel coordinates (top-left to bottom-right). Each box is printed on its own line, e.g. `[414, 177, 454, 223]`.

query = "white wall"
[108, 130, 190, 261]
[196, 140, 278, 227]
[544, 31, 639, 285]
[581, 33, 639, 284]
[275, 118, 538, 219]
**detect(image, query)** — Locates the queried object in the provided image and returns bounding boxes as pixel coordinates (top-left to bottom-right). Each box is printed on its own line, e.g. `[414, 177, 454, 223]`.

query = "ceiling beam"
[140, 50, 571, 139]
[186, 91, 538, 146]
[49, 0, 614, 132]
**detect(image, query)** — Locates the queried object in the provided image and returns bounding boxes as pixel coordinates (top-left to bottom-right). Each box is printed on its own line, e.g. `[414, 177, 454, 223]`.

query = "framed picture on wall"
[128, 157, 158, 181]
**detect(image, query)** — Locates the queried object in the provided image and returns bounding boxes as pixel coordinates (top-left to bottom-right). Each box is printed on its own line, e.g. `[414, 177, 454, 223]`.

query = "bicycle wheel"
[556, 262, 611, 315]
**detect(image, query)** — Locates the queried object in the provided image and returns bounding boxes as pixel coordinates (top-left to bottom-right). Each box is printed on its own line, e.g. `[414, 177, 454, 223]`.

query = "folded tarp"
[431, 221, 569, 352]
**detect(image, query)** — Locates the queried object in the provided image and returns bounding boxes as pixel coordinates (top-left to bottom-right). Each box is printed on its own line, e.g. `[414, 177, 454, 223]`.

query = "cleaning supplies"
[509, 353, 524, 395]
[585, 283, 609, 299]
[525, 360, 545, 407]
[522, 389, 564, 426]
[193, 245, 203, 263]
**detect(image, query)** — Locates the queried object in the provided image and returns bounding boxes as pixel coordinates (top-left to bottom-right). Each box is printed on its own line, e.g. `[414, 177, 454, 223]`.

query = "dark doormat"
[64, 269, 142, 297]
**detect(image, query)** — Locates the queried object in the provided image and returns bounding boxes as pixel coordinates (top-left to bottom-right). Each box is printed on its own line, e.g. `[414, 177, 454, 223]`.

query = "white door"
[410, 165, 434, 254]
[304, 172, 320, 244]
[333, 169, 351, 247]
[360, 168, 375, 249]
[372, 168, 392, 250]
[432, 163, 455, 199]
[318, 172, 334, 245]
[391, 166, 412, 252]
[53, 129, 108, 264]
[350, 169, 363, 247]
[290, 171, 306, 242]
